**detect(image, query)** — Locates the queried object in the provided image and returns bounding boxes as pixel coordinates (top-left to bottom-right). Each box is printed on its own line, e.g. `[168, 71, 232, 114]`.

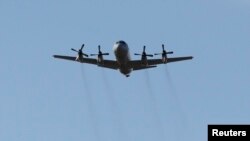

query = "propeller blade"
[90, 53, 109, 56]
[81, 44, 84, 50]
[167, 51, 173, 54]
[83, 53, 88, 57]
[146, 54, 154, 57]
[91, 45, 109, 56]
[102, 53, 109, 55]
[154, 53, 161, 55]
[143, 46, 146, 52]
[72, 46, 88, 57]
[162, 44, 165, 50]
[71, 48, 78, 52]
[98, 45, 101, 52]
[134, 53, 141, 56]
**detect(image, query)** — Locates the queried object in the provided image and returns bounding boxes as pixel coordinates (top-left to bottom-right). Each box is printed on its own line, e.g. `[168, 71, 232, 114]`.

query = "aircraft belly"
[116, 56, 131, 75]
[119, 66, 132, 75]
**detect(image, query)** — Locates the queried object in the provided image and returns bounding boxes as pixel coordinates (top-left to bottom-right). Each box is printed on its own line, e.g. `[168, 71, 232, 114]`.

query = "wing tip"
[53, 55, 59, 58]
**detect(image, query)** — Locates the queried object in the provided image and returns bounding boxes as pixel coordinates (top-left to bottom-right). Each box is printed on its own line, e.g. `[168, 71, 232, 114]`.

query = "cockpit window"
[117, 40, 126, 45]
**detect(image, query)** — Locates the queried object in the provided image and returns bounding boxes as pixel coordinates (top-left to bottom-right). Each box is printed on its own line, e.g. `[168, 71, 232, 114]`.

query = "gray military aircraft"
[53, 40, 193, 77]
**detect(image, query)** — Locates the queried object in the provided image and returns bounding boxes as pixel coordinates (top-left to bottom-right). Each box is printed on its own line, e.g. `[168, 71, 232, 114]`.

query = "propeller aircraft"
[53, 40, 193, 77]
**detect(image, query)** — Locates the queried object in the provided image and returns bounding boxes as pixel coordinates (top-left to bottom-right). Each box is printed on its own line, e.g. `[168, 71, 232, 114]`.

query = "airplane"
[53, 40, 193, 77]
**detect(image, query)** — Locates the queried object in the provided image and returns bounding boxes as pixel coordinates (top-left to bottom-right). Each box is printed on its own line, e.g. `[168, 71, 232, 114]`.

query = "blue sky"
[1, 0, 250, 141]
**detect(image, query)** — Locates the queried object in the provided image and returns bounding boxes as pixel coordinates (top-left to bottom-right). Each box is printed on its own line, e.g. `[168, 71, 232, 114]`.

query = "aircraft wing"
[97, 60, 119, 70]
[128, 56, 193, 70]
[53, 55, 77, 62]
[147, 56, 193, 65]
[53, 55, 119, 70]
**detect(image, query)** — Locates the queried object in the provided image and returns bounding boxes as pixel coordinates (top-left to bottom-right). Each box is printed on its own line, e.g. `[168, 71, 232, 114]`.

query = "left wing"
[53, 55, 77, 62]
[53, 55, 119, 70]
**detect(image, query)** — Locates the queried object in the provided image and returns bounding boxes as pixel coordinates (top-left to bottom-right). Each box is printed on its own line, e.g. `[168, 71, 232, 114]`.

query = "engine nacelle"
[91, 45, 109, 65]
[135, 45, 153, 66]
[162, 54, 167, 64]
[141, 56, 148, 66]
[76, 55, 84, 62]
[97, 55, 104, 65]
[154, 44, 173, 64]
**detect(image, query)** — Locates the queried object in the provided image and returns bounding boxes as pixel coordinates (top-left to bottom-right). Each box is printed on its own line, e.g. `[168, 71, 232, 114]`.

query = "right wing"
[128, 56, 193, 70]
[53, 55, 119, 70]
[147, 56, 193, 66]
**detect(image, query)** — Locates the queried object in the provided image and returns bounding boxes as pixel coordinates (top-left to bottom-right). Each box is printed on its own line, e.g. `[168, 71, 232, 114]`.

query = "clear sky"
[1, 0, 250, 141]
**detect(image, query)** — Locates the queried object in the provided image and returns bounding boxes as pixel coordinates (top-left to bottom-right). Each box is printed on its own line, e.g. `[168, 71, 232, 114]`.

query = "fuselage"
[113, 40, 132, 76]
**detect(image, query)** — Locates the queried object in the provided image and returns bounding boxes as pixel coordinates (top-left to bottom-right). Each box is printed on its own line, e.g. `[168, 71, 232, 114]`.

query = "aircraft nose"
[113, 40, 129, 55]
[116, 40, 126, 45]
[114, 41, 127, 50]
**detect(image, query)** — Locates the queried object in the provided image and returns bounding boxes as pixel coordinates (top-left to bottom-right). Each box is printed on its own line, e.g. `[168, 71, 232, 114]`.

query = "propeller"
[154, 44, 173, 55]
[71, 44, 89, 57]
[134, 46, 153, 57]
[90, 45, 109, 56]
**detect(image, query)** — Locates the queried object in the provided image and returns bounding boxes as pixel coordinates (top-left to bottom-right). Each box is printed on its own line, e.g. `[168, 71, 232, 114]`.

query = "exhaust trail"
[100, 69, 115, 104]
[144, 70, 166, 141]
[164, 66, 188, 141]
[100, 69, 128, 141]
[80, 66, 91, 94]
[164, 66, 177, 97]
[80, 66, 101, 141]
[164, 66, 186, 118]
